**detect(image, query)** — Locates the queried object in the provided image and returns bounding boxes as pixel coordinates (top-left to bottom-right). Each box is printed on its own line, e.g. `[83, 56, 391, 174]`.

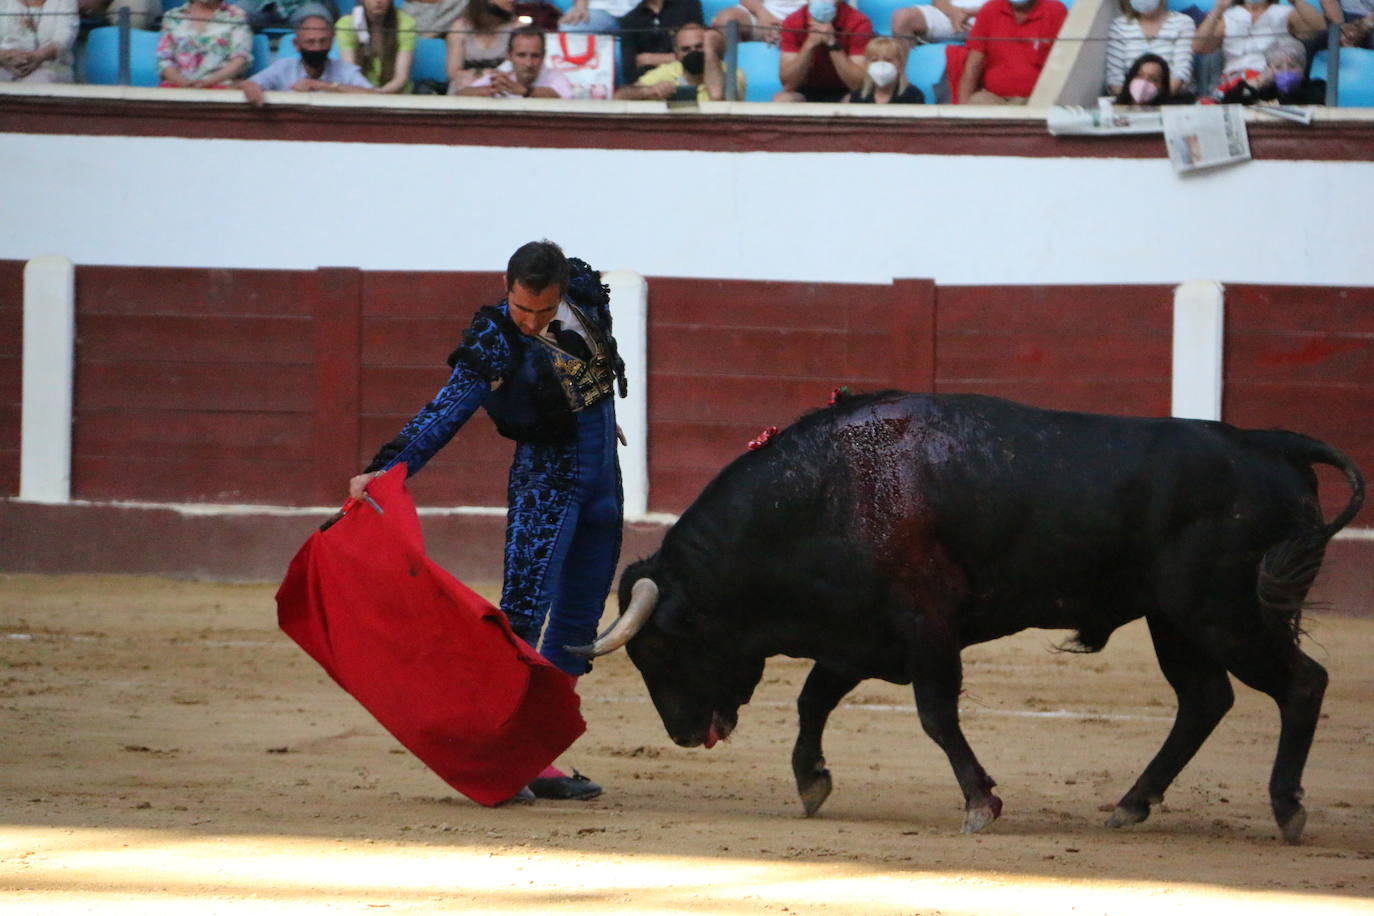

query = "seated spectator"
[337, 0, 416, 93]
[614, 21, 742, 99]
[241, 13, 373, 104]
[847, 36, 924, 103]
[617, 0, 703, 85]
[1104, 0, 1195, 97]
[445, 0, 517, 93]
[77, 0, 159, 31]
[236, 0, 337, 31]
[1218, 34, 1326, 102]
[408, 0, 468, 38]
[1193, 0, 1331, 85]
[1338, 0, 1374, 48]
[156, 0, 253, 88]
[711, 0, 805, 45]
[0, 0, 77, 84]
[560, 0, 634, 35]
[957, 0, 1067, 104]
[891, 0, 985, 45]
[1111, 51, 1194, 104]
[775, 0, 872, 102]
[457, 24, 572, 96]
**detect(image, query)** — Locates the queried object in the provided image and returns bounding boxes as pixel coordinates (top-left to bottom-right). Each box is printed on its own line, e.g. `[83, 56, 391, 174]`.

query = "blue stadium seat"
[412, 35, 448, 83]
[1168, 0, 1214, 12]
[247, 32, 273, 75]
[1311, 48, 1374, 106]
[736, 39, 781, 100]
[854, 0, 910, 35]
[905, 39, 946, 98]
[82, 25, 163, 86]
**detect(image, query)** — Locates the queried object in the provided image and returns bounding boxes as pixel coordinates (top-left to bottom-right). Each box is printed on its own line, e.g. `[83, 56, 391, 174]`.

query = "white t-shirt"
[592, 0, 637, 16]
[1221, 3, 1292, 76]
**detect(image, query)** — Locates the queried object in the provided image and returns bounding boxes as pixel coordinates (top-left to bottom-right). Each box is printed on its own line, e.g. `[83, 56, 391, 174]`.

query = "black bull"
[572, 391, 1365, 843]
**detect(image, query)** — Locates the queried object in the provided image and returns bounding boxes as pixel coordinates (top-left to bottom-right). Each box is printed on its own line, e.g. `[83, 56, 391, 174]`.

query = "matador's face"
[507, 281, 562, 337]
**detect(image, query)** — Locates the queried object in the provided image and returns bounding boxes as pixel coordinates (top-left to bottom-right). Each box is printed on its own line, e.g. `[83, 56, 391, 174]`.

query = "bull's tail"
[1246, 430, 1365, 643]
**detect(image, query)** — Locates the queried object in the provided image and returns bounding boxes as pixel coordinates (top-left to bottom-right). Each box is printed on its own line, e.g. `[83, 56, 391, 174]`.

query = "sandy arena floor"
[1, 573, 1372, 914]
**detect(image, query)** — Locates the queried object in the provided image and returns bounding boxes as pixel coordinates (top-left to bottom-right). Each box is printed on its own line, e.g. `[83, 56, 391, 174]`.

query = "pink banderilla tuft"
[747, 426, 779, 450]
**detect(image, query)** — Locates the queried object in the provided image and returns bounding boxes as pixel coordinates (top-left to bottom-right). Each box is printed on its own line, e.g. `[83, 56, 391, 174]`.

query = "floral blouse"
[155, 2, 252, 82]
[0, 0, 79, 81]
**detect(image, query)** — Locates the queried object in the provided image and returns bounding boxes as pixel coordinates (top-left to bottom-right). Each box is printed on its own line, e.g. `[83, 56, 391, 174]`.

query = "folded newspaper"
[1048, 102, 1255, 174]
[1047, 103, 1165, 136]
[1161, 105, 1251, 173]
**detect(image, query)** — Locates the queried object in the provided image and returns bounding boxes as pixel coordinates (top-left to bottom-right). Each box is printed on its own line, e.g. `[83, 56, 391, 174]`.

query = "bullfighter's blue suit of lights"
[366, 260, 626, 676]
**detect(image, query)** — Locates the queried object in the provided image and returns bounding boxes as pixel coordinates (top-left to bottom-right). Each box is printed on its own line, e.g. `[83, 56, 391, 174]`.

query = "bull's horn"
[566, 578, 658, 658]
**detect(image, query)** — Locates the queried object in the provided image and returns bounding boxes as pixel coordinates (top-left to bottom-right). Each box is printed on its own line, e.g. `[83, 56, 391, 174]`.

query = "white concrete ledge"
[6, 80, 1372, 123]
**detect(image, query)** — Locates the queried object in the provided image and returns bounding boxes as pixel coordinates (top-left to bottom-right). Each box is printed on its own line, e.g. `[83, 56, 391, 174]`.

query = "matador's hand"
[349, 471, 379, 500]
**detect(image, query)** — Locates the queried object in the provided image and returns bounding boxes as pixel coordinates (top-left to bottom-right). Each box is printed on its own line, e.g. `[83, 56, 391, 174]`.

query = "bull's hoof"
[797, 769, 832, 817]
[1277, 804, 1307, 845]
[1106, 803, 1150, 828]
[960, 795, 1002, 834]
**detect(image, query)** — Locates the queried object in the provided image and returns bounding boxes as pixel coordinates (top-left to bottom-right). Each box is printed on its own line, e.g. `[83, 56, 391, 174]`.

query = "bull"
[571, 391, 1364, 843]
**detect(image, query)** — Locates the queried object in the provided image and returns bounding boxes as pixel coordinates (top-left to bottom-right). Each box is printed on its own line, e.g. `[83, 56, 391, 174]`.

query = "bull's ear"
[566, 578, 659, 657]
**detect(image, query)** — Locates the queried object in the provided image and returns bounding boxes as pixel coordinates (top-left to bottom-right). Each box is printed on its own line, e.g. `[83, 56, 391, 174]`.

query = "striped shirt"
[1104, 12, 1197, 91]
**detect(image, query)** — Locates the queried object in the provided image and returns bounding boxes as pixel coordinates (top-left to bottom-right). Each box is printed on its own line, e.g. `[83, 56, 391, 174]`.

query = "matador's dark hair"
[506, 239, 569, 293]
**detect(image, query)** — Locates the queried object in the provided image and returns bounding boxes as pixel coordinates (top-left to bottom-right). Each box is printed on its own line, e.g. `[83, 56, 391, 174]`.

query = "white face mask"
[1129, 0, 1160, 14]
[808, 0, 836, 23]
[867, 59, 899, 88]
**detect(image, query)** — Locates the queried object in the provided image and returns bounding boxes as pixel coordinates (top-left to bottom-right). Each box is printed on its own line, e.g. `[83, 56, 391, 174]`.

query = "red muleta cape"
[274, 465, 586, 806]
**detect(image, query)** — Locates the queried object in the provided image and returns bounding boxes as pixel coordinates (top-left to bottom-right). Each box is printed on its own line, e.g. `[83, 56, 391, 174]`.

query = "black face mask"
[680, 50, 705, 76]
[300, 48, 330, 70]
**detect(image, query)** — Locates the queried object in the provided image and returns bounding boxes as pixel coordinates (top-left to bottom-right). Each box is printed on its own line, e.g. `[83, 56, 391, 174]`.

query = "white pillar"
[1171, 280, 1225, 422]
[20, 255, 76, 503]
[604, 270, 649, 518]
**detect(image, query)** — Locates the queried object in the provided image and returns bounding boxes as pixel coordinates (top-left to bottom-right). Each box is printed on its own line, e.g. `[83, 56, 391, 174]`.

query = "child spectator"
[847, 36, 924, 103]
[445, 0, 517, 92]
[156, 0, 252, 87]
[337, 0, 417, 93]
[0, 0, 77, 83]
[1111, 51, 1195, 104]
[1104, 0, 1195, 97]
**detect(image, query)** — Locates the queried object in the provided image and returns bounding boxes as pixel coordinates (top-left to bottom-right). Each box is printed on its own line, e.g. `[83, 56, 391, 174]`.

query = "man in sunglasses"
[614, 22, 744, 100]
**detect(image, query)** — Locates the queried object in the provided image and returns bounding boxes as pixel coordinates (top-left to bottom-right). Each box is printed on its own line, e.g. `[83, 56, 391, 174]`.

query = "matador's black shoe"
[528, 768, 602, 801]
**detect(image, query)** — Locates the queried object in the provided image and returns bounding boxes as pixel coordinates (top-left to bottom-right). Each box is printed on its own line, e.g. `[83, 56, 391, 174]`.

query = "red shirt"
[779, 3, 873, 90]
[965, 0, 1067, 99]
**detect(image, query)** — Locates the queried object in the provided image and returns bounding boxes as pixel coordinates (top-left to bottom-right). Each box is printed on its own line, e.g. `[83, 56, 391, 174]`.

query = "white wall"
[0, 132, 1370, 285]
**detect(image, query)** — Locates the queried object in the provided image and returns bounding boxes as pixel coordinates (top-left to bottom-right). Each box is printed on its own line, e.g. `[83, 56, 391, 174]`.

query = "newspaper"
[1162, 105, 1251, 173]
[1047, 101, 1164, 136]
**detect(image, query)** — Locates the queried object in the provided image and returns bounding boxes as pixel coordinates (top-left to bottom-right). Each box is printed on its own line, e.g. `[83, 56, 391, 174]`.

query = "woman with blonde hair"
[846, 36, 924, 104]
[1104, 0, 1196, 96]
